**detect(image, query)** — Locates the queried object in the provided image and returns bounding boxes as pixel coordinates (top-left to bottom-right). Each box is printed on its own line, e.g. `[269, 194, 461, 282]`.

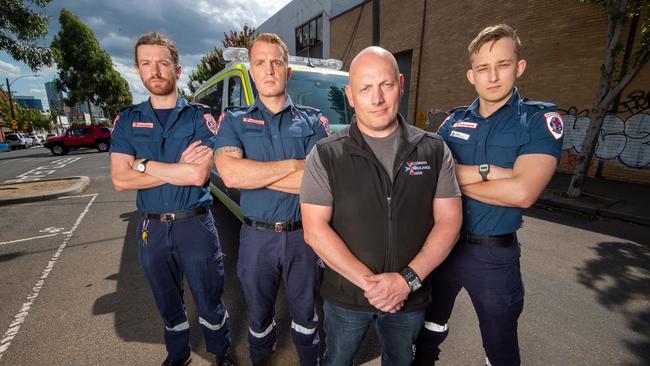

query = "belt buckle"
[160, 213, 175, 222]
[274, 222, 283, 232]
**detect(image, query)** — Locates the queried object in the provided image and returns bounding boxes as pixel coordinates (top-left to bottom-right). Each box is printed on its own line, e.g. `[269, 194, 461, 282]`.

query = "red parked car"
[44, 125, 112, 156]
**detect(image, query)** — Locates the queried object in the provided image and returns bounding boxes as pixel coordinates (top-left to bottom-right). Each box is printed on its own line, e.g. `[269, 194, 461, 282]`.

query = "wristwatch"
[136, 159, 150, 173]
[399, 266, 422, 292]
[479, 164, 490, 181]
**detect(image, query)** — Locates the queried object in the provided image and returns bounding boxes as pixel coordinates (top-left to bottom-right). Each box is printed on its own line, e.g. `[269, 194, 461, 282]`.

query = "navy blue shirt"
[111, 97, 219, 213]
[213, 95, 329, 222]
[438, 88, 564, 235]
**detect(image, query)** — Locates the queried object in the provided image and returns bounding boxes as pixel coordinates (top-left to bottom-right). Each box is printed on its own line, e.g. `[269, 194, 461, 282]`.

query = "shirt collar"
[463, 87, 522, 119]
[134, 95, 189, 115]
[246, 94, 296, 115]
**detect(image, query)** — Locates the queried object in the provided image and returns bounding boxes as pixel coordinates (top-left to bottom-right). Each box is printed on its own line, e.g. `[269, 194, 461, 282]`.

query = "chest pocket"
[132, 128, 161, 158]
[282, 121, 315, 158]
[242, 125, 273, 161]
[446, 130, 478, 164]
[487, 132, 530, 167]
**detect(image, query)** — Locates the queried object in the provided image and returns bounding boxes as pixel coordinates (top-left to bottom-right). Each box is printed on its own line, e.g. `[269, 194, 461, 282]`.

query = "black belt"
[143, 206, 209, 222]
[460, 232, 517, 247]
[244, 217, 302, 232]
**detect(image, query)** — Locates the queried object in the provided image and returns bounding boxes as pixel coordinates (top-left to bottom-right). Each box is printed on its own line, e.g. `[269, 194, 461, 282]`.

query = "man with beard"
[110, 32, 235, 366]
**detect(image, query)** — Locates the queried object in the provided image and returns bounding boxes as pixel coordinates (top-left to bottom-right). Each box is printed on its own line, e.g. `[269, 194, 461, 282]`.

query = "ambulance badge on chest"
[544, 112, 564, 140]
[204, 113, 219, 135]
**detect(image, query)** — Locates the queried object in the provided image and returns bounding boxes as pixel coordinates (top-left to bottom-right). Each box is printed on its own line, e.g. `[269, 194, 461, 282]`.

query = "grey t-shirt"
[301, 130, 461, 206]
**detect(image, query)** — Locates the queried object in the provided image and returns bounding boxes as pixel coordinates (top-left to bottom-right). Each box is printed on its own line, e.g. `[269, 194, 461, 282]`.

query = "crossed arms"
[454, 153, 557, 208]
[301, 195, 462, 313]
[213, 146, 306, 194]
[111, 141, 213, 191]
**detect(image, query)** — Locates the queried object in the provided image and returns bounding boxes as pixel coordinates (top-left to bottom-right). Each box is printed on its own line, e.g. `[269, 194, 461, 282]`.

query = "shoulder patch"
[319, 115, 330, 135]
[438, 115, 452, 131]
[112, 114, 120, 126]
[203, 113, 219, 135]
[544, 112, 564, 139]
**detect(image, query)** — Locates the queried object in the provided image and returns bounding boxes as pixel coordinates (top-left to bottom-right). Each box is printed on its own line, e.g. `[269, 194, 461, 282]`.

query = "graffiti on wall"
[424, 91, 650, 169]
[559, 91, 650, 169]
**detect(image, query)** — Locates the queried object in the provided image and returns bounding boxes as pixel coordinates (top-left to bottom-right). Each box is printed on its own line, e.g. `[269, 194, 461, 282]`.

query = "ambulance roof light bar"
[223, 47, 343, 70]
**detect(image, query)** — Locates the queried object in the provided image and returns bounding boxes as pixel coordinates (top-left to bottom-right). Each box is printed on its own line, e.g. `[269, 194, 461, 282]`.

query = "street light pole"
[4, 74, 39, 129]
[5, 78, 16, 121]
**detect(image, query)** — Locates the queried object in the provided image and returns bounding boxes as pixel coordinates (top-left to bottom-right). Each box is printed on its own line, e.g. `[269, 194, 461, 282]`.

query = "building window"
[295, 15, 323, 58]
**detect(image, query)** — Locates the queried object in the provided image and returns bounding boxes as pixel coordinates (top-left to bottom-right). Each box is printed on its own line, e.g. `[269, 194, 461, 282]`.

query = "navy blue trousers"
[138, 211, 231, 361]
[414, 240, 524, 366]
[238, 225, 320, 365]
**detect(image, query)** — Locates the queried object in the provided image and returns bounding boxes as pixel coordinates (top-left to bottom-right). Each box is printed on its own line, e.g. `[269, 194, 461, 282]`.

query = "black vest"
[316, 118, 445, 311]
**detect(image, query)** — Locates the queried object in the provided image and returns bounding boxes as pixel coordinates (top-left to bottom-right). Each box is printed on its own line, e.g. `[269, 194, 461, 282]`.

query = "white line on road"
[0, 193, 99, 361]
[0, 233, 61, 247]
[57, 194, 99, 200]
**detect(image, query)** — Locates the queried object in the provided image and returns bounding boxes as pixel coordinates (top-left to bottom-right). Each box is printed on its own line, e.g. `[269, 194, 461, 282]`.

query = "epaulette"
[189, 101, 210, 109]
[521, 98, 555, 109]
[118, 104, 136, 113]
[447, 105, 469, 115]
[294, 104, 321, 113]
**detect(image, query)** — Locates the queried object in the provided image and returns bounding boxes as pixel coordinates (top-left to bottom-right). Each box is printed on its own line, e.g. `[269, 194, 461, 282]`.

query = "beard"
[143, 76, 176, 96]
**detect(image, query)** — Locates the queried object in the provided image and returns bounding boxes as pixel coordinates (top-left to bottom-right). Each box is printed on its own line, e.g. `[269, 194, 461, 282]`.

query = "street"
[0, 147, 648, 365]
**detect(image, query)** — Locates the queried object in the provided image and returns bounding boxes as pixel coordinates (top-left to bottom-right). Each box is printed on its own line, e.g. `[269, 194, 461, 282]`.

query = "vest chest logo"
[132, 122, 154, 128]
[403, 161, 431, 176]
[242, 117, 265, 125]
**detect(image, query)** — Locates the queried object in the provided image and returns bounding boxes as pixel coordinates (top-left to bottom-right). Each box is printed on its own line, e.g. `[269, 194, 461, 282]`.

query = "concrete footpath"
[538, 172, 650, 227]
[0, 176, 90, 206]
[0, 173, 648, 227]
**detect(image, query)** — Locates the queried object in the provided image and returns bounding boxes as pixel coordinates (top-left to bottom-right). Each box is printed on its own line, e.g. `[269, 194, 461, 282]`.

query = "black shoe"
[161, 353, 191, 366]
[217, 353, 237, 366]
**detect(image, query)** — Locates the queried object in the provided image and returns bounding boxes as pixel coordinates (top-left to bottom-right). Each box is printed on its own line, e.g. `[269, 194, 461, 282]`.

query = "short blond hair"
[248, 33, 289, 64]
[468, 24, 521, 63]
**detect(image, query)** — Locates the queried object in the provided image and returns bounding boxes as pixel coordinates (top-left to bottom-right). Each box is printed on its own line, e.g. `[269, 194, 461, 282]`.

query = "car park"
[192, 47, 353, 219]
[44, 125, 112, 155]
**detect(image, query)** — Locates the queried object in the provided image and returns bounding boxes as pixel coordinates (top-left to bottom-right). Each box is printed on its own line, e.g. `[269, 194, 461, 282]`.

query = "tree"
[186, 24, 257, 94]
[0, 0, 54, 71]
[567, 0, 649, 197]
[51, 9, 112, 124]
[97, 68, 133, 120]
[223, 23, 256, 49]
[187, 48, 224, 94]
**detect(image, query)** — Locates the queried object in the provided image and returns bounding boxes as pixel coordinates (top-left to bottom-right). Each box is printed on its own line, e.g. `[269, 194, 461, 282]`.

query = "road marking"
[57, 194, 98, 200]
[0, 193, 98, 360]
[0, 233, 61, 247]
[4, 157, 81, 183]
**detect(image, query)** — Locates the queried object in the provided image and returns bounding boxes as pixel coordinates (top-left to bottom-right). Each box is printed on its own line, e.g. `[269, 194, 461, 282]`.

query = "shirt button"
[273, 135, 278, 138]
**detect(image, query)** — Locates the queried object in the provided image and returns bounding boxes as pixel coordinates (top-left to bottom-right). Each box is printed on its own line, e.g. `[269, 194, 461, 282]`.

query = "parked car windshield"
[252, 70, 354, 126]
[5, 135, 19, 141]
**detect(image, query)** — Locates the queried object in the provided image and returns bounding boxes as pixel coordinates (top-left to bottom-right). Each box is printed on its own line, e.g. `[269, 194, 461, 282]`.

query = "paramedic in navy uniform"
[213, 33, 328, 366]
[414, 24, 564, 366]
[110, 32, 234, 366]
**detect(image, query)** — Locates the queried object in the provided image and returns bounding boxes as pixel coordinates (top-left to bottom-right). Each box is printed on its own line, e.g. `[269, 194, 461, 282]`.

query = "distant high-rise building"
[14, 95, 44, 112]
[44, 81, 65, 113]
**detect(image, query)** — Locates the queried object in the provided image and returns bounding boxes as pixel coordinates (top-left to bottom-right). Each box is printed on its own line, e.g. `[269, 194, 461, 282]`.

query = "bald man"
[300, 47, 462, 365]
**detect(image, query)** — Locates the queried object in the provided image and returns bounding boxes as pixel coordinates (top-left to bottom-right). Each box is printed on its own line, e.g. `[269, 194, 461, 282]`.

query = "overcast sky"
[0, 0, 292, 111]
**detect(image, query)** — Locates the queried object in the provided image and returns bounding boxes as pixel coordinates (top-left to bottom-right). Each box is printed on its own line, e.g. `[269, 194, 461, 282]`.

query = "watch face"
[137, 163, 145, 172]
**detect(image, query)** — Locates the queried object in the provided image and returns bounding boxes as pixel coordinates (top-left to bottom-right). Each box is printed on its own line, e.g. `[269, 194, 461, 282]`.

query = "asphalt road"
[0, 147, 648, 365]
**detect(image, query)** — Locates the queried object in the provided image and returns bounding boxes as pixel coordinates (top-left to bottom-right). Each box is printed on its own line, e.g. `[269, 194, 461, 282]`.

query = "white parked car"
[5, 133, 29, 149]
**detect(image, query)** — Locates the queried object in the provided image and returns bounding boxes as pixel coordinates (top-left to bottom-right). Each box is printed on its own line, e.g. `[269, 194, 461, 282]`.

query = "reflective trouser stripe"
[199, 311, 229, 331]
[291, 320, 317, 335]
[424, 321, 448, 332]
[249, 319, 276, 338]
[165, 320, 190, 332]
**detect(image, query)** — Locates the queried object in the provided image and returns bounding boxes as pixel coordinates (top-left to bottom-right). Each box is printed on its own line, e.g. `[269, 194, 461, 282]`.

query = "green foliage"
[97, 68, 133, 119]
[0, 0, 54, 71]
[187, 48, 224, 94]
[51, 9, 132, 121]
[187, 24, 257, 94]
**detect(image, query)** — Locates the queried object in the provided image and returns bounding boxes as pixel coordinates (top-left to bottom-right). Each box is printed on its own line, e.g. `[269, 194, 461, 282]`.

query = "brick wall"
[330, 0, 650, 185]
